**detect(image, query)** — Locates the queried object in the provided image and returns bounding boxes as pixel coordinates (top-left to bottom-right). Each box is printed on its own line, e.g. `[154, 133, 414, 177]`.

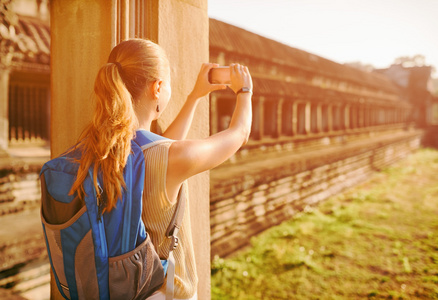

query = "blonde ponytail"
[70, 63, 138, 212]
[69, 39, 169, 213]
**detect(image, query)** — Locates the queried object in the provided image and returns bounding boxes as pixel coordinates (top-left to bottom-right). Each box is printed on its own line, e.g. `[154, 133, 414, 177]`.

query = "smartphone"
[208, 66, 231, 85]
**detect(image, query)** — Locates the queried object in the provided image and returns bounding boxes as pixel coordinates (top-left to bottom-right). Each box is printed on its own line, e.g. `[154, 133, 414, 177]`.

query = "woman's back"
[139, 130, 198, 299]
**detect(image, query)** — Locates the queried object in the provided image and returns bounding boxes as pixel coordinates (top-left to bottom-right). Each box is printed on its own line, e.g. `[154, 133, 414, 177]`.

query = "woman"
[71, 38, 252, 299]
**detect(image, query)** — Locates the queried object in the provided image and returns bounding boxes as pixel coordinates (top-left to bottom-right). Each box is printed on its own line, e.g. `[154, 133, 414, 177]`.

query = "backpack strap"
[134, 129, 171, 151]
[121, 154, 134, 253]
[165, 184, 186, 243]
[165, 184, 186, 300]
[134, 130, 186, 300]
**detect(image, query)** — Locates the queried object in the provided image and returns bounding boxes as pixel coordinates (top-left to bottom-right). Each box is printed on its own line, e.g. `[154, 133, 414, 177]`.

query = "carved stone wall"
[208, 19, 426, 259]
[210, 130, 422, 258]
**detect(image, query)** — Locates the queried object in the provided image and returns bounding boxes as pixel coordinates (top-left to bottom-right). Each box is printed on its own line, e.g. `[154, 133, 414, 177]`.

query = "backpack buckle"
[168, 236, 179, 251]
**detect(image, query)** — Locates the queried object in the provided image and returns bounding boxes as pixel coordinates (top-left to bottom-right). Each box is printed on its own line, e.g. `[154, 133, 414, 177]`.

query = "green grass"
[211, 148, 438, 299]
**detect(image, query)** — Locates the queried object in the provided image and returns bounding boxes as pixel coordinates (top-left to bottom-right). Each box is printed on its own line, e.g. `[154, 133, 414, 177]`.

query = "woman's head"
[107, 39, 170, 102]
[70, 39, 170, 213]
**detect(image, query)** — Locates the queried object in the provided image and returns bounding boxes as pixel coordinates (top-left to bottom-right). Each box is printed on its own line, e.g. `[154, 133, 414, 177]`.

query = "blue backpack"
[40, 130, 184, 300]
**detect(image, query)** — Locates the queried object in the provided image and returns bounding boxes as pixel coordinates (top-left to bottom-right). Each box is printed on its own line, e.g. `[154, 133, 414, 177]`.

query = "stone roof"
[252, 77, 404, 105]
[214, 76, 407, 106]
[0, 14, 50, 72]
[210, 18, 400, 96]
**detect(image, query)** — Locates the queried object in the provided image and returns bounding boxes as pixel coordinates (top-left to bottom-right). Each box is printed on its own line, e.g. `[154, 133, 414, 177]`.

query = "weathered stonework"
[0, 152, 45, 295]
[0, 4, 435, 298]
[210, 130, 422, 258]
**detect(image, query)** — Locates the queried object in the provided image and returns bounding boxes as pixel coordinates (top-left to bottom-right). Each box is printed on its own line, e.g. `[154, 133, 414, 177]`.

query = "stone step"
[0, 200, 41, 216]
[0, 258, 49, 289]
[0, 171, 41, 214]
[0, 288, 28, 300]
[0, 258, 50, 300]
[15, 271, 50, 293]
[19, 283, 50, 300]
[0, 208, 46, 273]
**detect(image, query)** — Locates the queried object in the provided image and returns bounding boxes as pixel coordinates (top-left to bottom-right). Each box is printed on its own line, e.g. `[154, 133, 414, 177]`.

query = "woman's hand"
[189, 63, 227, 100]
[229, 63, 253, 94]
[167, 63, 253, 193]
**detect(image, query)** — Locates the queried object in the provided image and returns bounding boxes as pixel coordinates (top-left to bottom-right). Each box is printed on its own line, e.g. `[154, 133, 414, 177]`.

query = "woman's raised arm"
[162, 63, 227, 140]
[166, 64, 252, 200]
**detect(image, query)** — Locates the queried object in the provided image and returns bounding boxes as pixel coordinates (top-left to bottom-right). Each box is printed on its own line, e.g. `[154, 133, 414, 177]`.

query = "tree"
[394, 55, 427, 67]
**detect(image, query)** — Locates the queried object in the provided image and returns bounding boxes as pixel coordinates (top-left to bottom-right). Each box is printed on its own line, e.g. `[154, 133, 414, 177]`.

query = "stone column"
[344, 104, 350, 130]
[292, 102, 298, 135]
[50, 1, 113, 298]
[151, 4, 211, 298]
[289, 100, 294, 135]
[51, 0, 210, 299]
[0, 67, 9, 150]
[275, 98, 284, 138]
[258, 96, 265, 139]
[50, 0, 113, 157]
[358, 104, 364, 128]
[316, 103, 322, 133]
[210, 94, 218, 135]
[364, 105, 370, 127]
[305, 102, 311, 134]
[327, 104, 333, 132]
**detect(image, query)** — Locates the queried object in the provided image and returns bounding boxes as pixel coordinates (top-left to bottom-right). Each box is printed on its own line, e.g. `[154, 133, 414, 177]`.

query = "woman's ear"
[150, 79, 163, 99]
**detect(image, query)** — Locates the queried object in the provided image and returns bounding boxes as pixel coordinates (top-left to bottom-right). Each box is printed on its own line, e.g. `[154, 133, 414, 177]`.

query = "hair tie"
[114, 62, 123, 74]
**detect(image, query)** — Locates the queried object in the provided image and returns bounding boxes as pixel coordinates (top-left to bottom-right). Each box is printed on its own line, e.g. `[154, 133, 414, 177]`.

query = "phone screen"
[208, 66, 231, 85]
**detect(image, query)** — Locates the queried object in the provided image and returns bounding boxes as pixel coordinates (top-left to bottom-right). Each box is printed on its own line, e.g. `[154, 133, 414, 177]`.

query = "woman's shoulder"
[136, 130, 174, 151]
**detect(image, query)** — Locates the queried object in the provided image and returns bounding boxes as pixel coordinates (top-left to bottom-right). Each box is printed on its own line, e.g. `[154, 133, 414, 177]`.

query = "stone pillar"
[305, 102, 311, 134]
[344, 104, 350, 130]
[327, 104, 333, 132]
[258, 96, 265, 139]
[292, 102, 298, 135]
[316, 103, 322, 133]
[275, 98, 284, 138]
[333, 105, 339, 131]
[50, 1, 113, 298]
[289, 100, 294, 135]
[51, 0, 210, 299]
[151, 4, 211, 298]
[250, 97, 260, 139]
[0, 68, 9, 150]
[50, 0, 113, 157]
[365, 105, 370, 127]
[351, 105, 357, 129]
[210, 94, 218, 135]
[358, 104, 364, 128]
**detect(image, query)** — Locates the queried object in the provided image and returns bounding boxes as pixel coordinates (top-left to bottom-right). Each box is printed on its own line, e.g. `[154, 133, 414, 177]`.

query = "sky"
[208, 0, 438, 78]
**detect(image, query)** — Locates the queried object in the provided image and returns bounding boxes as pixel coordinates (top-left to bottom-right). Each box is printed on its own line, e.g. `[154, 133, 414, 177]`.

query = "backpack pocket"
[108, 234, 165, 300]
